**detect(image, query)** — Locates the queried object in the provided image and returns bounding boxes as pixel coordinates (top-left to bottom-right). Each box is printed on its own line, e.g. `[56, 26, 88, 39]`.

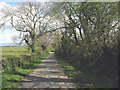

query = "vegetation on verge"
[2, 46, 49, 88]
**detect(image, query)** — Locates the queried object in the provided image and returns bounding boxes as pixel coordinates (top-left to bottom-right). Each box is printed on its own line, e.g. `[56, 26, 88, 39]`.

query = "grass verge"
[2, 49, 49, 88]
[56, 55, 118, 89]
[56, 56, 95, 88]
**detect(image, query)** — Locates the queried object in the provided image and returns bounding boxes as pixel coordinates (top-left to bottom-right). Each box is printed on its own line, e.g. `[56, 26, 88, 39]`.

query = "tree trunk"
[30, 42, 35, 53]
[31, 47, 35, 53]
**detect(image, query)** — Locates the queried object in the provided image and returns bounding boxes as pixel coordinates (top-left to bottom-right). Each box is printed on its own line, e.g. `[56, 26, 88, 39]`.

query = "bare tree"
[3, 2, 52, 52]
[1, 2, 69, 53]
[0, 11, 8, 29]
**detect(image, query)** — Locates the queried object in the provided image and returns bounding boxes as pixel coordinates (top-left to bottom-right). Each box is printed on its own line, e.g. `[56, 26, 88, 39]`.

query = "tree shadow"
[41, 62, 57, 64]
[17, 74, 73, 83]
[45, 58, 56, 60]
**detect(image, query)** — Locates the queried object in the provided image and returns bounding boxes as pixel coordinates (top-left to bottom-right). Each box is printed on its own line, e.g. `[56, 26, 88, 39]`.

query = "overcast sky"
[0, 2, 17, 44]
[0, 1, 20, 44]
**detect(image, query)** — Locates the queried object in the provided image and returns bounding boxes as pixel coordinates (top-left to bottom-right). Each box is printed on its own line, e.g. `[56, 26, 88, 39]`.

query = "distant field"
[1, 46, 31, 56]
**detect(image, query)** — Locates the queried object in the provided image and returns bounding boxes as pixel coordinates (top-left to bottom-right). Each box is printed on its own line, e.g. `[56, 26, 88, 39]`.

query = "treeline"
[53, 2, 118, 88]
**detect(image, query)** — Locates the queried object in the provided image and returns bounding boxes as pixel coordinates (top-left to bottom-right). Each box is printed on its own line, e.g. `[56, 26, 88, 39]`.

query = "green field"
[1, 46, 31, 56]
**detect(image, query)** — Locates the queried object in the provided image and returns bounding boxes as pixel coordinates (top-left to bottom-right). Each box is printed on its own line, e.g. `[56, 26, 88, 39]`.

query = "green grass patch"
[2, 46, 27, 52]
[2, 51, 31, 56]
[3, 74, 23, 81]
[15, 67, 31, 75]
[2, 79, 18, 88]
[57, 57, 80, 79]
[2, 46, 31, 56]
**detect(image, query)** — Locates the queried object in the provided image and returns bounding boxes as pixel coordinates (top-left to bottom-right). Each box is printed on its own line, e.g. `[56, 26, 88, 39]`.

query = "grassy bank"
[2, 46, 49, 88]
[56, 55, 118, 89]
[56, 56, 93, 88]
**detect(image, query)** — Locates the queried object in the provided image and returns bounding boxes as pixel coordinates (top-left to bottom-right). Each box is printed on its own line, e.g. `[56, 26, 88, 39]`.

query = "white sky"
[0, 28, 20, 43]
[0, 2, 20, 44]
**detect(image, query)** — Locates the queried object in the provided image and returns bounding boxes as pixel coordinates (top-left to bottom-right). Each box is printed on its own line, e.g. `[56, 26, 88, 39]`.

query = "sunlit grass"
[1, 46, 31, 56]
[2, 46, 27, 52]
[15, 67, 31, 75]
[2, 51, 31, 56]
[3, 74, 23, 81]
